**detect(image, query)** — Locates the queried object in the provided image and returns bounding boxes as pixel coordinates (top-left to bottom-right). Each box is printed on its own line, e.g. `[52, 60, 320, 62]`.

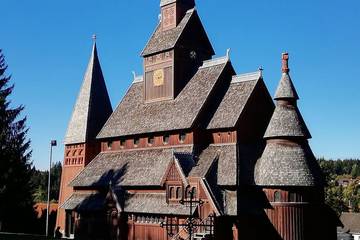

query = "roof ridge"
[231, 71, 261, 83]
[200, 55, 229, 69]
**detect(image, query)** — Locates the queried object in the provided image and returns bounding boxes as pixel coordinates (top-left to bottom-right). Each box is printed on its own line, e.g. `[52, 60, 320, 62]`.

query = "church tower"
[141, 0, 214, 102]
[56, 39, 113, 233]
[255, 53, 326, 240]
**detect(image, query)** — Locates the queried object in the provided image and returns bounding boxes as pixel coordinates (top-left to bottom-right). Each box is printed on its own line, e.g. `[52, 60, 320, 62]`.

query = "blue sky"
[1, 0, 359, 170]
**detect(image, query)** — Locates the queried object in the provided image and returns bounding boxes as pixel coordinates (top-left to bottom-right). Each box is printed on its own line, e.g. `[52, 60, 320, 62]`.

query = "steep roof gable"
[206, 71, 262, 130]
[64, 43, 112, 145]
[141, 9, 214, 57]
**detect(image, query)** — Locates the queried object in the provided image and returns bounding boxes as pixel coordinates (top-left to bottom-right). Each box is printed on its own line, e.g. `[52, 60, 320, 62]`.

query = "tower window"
[120, 139, 126, 147]
[107, 141, 113, 149]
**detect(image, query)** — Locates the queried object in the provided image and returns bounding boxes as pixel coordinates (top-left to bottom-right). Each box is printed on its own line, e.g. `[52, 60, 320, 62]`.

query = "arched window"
[176, 187, 182, 199]
[274, 191, 281, 202]
[163, 135, 170, 145]
[134, 138, 140, 146]
[191, 187, 197, 199]
[148, 136, 155, 145]
[185, 185, 191, 199]
[169, 187, 175, 199]
[107, 141, 113, 149]
[179, 133, 186, 143]
[289, 192, 297, 202]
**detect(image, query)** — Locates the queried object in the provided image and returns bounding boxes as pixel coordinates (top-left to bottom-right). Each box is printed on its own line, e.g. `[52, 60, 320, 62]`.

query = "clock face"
[153, 69, 164, 86]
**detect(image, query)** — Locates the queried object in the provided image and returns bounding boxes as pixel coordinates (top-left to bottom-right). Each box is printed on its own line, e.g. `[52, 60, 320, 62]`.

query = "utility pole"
[46, 140, 57, 237]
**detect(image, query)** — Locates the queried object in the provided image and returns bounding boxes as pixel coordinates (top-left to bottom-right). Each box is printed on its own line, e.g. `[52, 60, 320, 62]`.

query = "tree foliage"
[0, 50, 35, 232]
[31, 162, 62, 202]
[319, 158, 360, 215]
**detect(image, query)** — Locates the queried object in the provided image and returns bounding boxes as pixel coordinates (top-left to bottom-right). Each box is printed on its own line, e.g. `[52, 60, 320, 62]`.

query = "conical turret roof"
[255, 53, 323, 187]
[274, 73, 299, 100]
[264, 104, 311, 139]
[274, 53, 299, 100]
[64, 40, 113, 145]
[264, 53, 310, 139]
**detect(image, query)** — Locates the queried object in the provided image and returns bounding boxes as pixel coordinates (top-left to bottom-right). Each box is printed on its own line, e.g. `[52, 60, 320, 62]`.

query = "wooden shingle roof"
[97, 60, 228, 138]
[64, 43, 112, 145]
[141, 9, 214, 57]
[206, 71, 261, 130]
[70, 146, 193, 187]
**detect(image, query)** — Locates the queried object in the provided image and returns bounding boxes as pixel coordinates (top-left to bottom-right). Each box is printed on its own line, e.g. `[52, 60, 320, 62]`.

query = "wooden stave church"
[56, 0, 339, 239]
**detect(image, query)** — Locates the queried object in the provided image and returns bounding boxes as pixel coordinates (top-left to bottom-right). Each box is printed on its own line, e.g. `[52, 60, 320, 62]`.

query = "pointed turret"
[57, 38, 113, 232]
[255, 53, 323, 187]
[274, 53, 299, 100]
[64, 38, 112, 144]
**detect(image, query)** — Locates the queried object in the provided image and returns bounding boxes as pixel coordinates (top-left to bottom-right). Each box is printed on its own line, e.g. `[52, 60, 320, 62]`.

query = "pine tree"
[0, 49, 35, 233]
[351, 164, 360, 179]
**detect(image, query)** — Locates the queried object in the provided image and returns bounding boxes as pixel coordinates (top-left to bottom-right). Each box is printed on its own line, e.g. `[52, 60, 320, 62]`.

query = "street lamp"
[46, 140, 57, 237]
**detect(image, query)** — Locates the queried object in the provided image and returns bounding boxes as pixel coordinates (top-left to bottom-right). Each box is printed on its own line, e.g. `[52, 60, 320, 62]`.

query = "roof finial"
[92, 34, 97, 43]
[226, 48, 231, 59]
[282, 52, 289, 73]
[258, 66, 264, 77]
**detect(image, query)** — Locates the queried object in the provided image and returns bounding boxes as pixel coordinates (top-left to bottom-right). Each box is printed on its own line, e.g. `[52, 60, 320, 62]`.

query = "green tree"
[31, 162, 62, 202]
[351, 164, 360, 179]
[0, 50, 35, 232]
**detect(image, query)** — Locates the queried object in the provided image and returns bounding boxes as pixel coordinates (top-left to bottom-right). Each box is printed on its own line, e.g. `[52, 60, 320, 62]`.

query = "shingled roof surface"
[207, 72, 261, 129]
[141, 9, 192, 56]
[70, 146, 193, 187]
[190, 144, 237, 186]
[60, 193, 90, 210]
[124, 193, 190, 215]
[61, 193, 105, 211]
[275, 73, 299, 100]
[264, 104, 311, 139]
[255, 142, 323, 186]
[98, 61, 227, 138]
[64, 43, 112, 144]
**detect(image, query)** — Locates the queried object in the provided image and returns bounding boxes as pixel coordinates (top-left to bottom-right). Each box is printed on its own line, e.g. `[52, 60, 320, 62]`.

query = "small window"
[274, 191, 281, 202]
[169, 187, 175, 199]
[163, 135, 170, 145]
[72, 150, 77, 156]
[289, 192, 297, 202]
[107, 141, 113, 149]
[176, 187, 182, 199]
[134, 138, 140, 146]
[120, 139, 126, 147]
[185, 185, 191, 199]
[148, 136, 155, 145]
[179, 133, 186, 143]
[191, 187, 197, 199]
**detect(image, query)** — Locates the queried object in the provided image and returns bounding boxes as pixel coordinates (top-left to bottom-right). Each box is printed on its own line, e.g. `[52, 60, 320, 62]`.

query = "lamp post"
[46, 140, 57, 237]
